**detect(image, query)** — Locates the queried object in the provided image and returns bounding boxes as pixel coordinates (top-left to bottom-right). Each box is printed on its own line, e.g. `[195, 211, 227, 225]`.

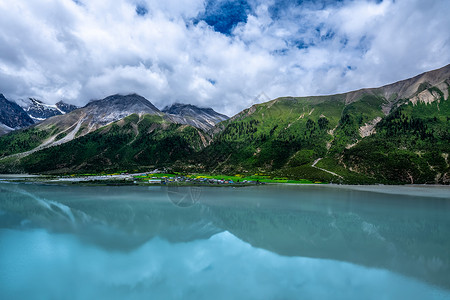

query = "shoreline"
[0, 174, 449, 191]
[0, 173, 319, 186]
[0, 175, 449, 199]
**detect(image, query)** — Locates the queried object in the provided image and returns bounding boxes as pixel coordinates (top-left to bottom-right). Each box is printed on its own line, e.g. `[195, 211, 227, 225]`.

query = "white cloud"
[0, 0, 449, 116]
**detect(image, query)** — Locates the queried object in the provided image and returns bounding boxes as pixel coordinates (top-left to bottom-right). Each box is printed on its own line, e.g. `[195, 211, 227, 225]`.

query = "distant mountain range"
[0, 64, 449, 184]
[21, 98, 78, 122]
[163, 103, 229, 131]
[0, 93, 228, 138]
[0, 94, 34, 135]
[0, 95, 78, 135]
[0, 93, 229, 163]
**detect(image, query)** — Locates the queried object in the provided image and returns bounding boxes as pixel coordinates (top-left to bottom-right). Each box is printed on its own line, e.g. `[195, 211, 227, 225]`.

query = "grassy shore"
[0, 172, 325, 186]
[132, 172, 323, 185]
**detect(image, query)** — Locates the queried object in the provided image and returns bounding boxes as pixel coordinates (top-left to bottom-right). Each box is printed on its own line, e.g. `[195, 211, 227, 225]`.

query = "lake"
[0, 182, 449, 299]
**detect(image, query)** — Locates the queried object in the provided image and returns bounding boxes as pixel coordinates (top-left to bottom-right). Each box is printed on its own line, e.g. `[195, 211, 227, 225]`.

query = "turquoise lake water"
[0, 182, 449, 299]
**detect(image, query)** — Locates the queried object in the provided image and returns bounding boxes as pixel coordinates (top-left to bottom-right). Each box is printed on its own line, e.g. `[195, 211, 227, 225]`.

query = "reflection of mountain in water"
[0, 184, 221, 250]
[0, 183, 449, 289]
[207, 187, 450, 290]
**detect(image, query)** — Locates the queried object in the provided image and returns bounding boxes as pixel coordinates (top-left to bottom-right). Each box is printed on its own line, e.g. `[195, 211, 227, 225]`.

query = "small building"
[148, 179, 162, 184]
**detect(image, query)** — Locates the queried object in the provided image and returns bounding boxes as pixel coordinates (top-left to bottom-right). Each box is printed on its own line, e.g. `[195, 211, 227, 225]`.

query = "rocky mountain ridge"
[0, 93, 229, 153]
[163, 103, 229, 131]
[0, 94, 34, 135]
[20, 98, 78, 122]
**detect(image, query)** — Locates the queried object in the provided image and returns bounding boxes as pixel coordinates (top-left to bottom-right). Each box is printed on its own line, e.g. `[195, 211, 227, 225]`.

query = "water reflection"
[0, 182, 449, 297]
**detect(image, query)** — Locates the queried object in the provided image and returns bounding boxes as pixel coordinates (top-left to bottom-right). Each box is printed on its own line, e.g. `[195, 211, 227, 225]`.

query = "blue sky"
[0, 0, 449, 115]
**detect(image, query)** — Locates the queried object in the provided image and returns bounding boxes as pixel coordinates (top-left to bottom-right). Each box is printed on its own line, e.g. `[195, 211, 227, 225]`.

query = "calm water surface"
[0, 182, 449, 299]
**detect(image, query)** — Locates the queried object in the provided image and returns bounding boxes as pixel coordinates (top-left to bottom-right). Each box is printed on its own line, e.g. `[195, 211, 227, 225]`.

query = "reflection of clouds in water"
[167, 185, 203, 208]
[0, 229, 447, 300]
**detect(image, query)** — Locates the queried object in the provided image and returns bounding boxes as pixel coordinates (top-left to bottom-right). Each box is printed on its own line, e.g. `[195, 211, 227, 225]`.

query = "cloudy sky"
[0, 0, 449, 116]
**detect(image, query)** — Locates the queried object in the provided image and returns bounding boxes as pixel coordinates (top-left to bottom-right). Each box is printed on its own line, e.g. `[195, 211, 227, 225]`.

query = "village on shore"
[55, 173, 266, 186]
[48, 169, 318, 186]
[0, 169, 320, 186]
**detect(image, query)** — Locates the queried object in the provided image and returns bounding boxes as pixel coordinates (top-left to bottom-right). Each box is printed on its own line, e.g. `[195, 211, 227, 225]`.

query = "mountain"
[0, 94, 164, 158]
[0, 94, 211, 165]
[82, 93, 162, 126]
[14, 113, 207, 173]
[24, 99, 60, 121]
[35, 93, 163, 136]
[162, 103, 229, 131]
[20, 98, 79, 122]
[343, 64, 450, 106]
[56, 101, 78, 113]
[197, 64, 450, 183]
[0, 94, 34, 135]
[0, 65, 449, 183]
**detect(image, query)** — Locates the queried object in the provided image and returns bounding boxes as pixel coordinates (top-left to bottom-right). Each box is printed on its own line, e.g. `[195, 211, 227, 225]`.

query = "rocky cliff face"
[20, 98, 78, 122]
[55, 101, 78, 114]
[0, 94, 34, 135]
[81, 93, 163, 126]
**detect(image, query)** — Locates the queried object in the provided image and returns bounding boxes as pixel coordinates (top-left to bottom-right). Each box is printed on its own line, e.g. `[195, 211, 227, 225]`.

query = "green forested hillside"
[0, 114, 207, 174]
[197, 96, 344, 173]
[193, 84, 449, 183]
[340, 91, 450, 183]
[0, 125, 59, 158]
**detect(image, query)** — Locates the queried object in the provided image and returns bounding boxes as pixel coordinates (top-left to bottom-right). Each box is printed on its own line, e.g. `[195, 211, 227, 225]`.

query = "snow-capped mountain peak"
[20, 98, 78, 122]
